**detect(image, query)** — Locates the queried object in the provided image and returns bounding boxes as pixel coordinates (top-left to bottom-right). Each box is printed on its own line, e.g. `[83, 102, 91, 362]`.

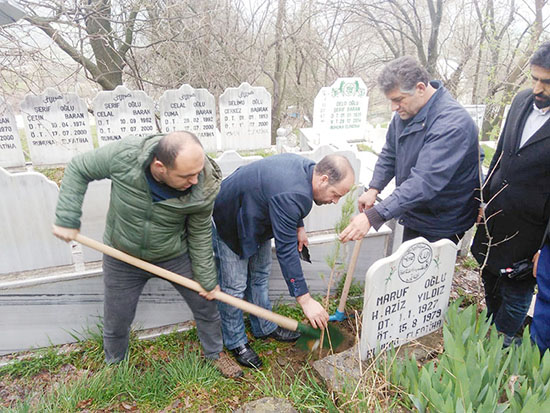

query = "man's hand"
[533, 250, 541, 278]
[358, 188, 379, 212]
[296, 293, 328, 329]
[297, 226, 308, 252]
[476, 203, 486, 225]
[199, 284, 221, 301]
[339, 213, 371, 243]
[52, 224, 79, 242]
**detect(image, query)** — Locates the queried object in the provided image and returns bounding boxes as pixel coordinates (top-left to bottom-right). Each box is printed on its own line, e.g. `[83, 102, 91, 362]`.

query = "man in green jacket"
[52, 131, 242, 378]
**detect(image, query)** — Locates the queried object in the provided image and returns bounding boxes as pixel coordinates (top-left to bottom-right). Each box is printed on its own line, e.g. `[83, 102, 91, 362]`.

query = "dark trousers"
[531, 242, 550, 353]
[102, 253, 222, 363]
[481, 267, 535, 344]
[402, 227, 464, 245]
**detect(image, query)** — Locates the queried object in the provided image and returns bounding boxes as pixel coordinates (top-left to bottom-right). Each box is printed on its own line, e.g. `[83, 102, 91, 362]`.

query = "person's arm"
[269, 193, 328, 329]
[54, 140, 119, 239]
[186, 206, 219, 292]
[374, 115, 477, 222]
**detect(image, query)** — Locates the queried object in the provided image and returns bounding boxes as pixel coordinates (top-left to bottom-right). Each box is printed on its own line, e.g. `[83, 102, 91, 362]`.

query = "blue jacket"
[213, 154, 315, 297]
[370, 81, 480, 236]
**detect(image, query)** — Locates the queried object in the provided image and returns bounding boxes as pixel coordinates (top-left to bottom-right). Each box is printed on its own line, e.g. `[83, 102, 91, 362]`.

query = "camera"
[499, 259, 534, 281]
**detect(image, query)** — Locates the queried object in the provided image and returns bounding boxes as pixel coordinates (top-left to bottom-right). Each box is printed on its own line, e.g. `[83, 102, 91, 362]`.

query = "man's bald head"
[312, 155, 355, 205]
[153, 131, 203, 169]
[150, 131, 205, 191]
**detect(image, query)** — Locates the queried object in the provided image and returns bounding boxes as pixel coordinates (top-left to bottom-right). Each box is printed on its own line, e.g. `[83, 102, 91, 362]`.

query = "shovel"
[329, 237, 363, 322]
[74, 234, 344, 352]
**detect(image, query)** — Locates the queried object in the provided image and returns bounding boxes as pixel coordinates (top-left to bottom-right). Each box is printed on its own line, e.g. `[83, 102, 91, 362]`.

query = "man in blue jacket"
[213, 153, 355, 368]
[340, 56, 480, 244]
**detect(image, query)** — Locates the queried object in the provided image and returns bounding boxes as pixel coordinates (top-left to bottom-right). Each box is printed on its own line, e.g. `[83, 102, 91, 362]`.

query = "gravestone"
[20, 88, 93, 165]
[360, 237, 457, 360]
[0, 168, 73, 274]
[463, 104, 486, 131]
[219, 82, 271, 150]
[92, 85, 157, 146]
[213, 150, 262, 178]
[0, 99, 25, 168]
[313, 78, 369, 146]
[159, 85, 217, 152]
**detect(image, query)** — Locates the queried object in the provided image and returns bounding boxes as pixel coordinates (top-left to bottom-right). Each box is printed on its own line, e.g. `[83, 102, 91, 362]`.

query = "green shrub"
[384, 301, 550, 412]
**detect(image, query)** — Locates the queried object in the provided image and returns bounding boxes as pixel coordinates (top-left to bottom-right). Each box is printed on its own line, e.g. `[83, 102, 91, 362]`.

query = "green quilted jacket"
[55, 134, 222, 290]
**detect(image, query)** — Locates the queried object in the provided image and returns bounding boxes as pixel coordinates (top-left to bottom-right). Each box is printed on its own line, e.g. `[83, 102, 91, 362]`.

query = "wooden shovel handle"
[75, 234, 299, 332]
[337, 237, 363, 313]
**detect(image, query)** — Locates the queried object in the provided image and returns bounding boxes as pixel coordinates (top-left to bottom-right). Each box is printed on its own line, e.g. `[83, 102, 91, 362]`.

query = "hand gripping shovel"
[75, 234, 343, 352]
[329, 237, 363, 322]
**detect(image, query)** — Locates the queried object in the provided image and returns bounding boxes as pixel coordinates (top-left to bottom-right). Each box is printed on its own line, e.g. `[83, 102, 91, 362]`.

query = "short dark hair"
[531, 42, 550, 69]
[154, 131, 202, 168]
[377, 56, 430, 95]
[314, 154, 354, 185]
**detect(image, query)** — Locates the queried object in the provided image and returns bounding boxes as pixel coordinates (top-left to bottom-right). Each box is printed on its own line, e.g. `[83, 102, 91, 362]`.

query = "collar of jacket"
[404, 80, 444, 128]
[136, 134, 222, 207]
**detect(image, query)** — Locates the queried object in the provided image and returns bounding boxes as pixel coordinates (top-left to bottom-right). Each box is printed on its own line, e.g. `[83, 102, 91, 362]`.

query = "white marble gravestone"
[20, 88, 94, 165]
[0, 168, 73, 274]
[0, 99, 25, 168]
[360, 237, 457, 360]
[92, 85, 157, 146]
[213, 150, 262, 178]
[159, 85, 217, 152]
[313, 78, 369, 146]
[463, 104, 486, 131]
[219, 82, 271, 150]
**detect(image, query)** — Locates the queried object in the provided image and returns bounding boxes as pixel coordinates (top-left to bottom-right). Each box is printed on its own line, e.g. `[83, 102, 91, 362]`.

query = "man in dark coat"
[471, 42, 550, 346]
[340, 56, 480, 244]
[212, 153, 355, 368]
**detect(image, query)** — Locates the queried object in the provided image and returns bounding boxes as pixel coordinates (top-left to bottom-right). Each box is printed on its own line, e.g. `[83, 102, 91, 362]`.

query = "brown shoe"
[213, 351, 244, 378]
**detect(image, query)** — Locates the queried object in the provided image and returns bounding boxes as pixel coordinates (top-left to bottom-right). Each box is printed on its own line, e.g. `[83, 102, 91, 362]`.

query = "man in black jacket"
[472, 42, 550, 346]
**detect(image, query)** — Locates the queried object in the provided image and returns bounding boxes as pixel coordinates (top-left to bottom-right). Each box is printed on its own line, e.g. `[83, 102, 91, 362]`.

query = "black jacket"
[472, 89, 550, 275]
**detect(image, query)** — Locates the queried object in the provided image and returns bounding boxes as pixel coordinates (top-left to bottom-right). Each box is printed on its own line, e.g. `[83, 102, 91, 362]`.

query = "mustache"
[534, 92, 550, 99]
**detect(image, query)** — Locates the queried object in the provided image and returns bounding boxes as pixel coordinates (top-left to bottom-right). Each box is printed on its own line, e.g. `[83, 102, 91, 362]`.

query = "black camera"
[499, 259, 534, 281]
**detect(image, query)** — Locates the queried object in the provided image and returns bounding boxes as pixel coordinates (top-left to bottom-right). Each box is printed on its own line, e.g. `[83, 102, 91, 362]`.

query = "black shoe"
[231, 343, 262, 368]
[266, 326, 301, 342]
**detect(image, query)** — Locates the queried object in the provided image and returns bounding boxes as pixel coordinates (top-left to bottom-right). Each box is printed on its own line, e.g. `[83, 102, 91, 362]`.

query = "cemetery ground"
[3, 256, 549, 412]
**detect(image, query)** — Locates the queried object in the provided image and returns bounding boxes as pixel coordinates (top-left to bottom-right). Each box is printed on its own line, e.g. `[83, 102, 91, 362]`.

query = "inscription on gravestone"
[360, 238, 457, 360]
[313, 78, 369, 145]
[20, 88, 93, 165]
[92, 85, 157, 146]
[159, 85, 217, 151]
[0, 99, 25, 168]
[219, 82, 271, 150]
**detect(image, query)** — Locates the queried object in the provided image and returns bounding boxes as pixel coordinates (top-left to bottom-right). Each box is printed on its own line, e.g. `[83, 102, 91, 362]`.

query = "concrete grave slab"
[219, 82, 271, 150]
[360, 237, 457, 360]
[92, 85, 157, 146]
[0, 168, 72, 274]
[159, 85, 217, 152]
[0, 99, 25, 168]
[20, 88, 94, 165]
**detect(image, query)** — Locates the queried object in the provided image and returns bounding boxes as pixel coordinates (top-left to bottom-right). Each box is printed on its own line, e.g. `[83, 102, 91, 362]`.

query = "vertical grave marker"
[219, 82, 271, 150]
[20, 88, 93, 165]
[159, 85, 217, 152]
[0, 99, 25, 168]
[92, 85, 157, 146]
[313, 78, 369, 146]
[360, 238, 457, 360]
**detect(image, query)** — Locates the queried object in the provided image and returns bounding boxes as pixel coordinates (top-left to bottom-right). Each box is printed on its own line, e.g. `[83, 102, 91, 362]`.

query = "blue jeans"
[531, 243, 550, 354]
[482, 267, 535, 345]
[212, 227, 277, 350]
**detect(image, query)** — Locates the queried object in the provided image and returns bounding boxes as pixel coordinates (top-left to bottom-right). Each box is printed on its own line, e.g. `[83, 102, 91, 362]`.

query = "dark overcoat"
[471, 89, 550, 275]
